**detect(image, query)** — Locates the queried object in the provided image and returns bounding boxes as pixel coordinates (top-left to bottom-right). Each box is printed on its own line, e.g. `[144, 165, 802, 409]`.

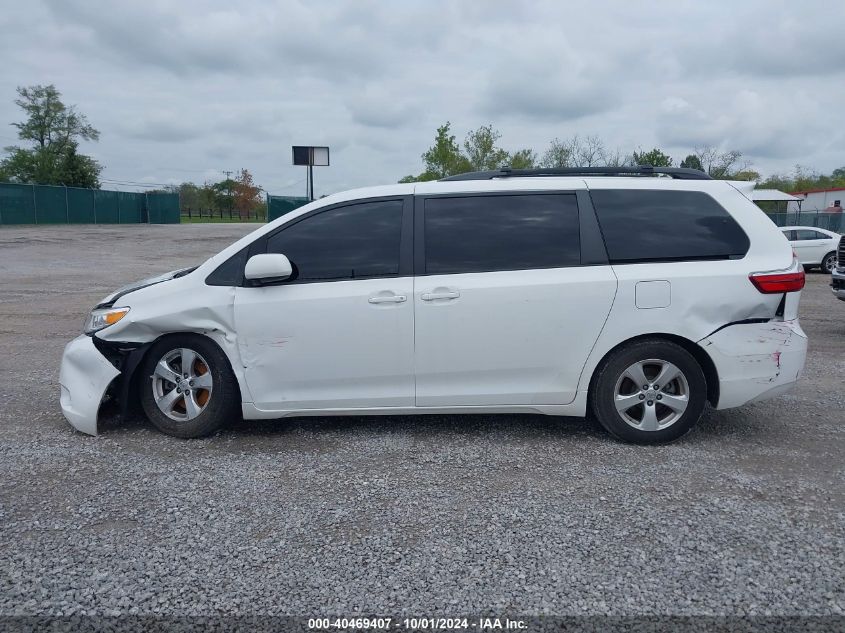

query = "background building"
[788, 187, 845, 213]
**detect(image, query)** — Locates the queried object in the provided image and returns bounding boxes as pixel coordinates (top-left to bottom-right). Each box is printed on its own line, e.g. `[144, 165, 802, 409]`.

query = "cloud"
[121, 112, 203, 143]
[0, 0, 842, 194]
[346, 87, 421, 129]
[656, 87, 839, 160]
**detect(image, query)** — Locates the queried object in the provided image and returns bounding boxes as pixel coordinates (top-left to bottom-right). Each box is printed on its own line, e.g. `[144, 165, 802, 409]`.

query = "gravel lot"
[0, 224, 843, 622]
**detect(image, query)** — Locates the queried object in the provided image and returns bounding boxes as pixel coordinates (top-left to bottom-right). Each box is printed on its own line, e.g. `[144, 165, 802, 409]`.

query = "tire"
[139, 334, 239, 438]
[590, 338, 707, 444]
[821, 252, 836, 274]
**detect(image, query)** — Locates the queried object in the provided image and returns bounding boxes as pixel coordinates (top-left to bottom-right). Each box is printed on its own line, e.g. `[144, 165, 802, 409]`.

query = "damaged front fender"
[59, 335, 121, 435]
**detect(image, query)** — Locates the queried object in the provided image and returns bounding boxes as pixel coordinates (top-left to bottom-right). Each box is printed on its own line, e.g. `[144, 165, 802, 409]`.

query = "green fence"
[267, 194, 310, 222]
[0, 183, 180, 225]
[766, 212, 843, 233]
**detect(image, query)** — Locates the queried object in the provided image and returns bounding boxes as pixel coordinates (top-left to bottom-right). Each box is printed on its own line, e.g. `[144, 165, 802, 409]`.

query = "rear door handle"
[421, 291, 460, 301]
[368, 295, 407, 304]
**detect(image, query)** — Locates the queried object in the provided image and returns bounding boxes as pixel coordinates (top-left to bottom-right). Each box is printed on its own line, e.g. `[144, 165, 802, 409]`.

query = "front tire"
[139, 334, 239, 438]
[821, 252, 836, 274]
[590, 338, 707, 444]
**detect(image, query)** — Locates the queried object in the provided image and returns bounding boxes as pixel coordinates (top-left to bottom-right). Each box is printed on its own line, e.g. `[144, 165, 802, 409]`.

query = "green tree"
[759, 165, 845, 193]
[508, 148, 536, 169]
[198, 182, 219, 211]
[58, 143, 101, 189]
[732, 170, 761, 182]
[632, 148, 673, 167]
[540, 137, 574, 168]
[177, 182, 202, 212]
[463, 124, 509, 171]
[420, 122, 471, 180]
[212, 178, 238, 214]
[400, 122, 536, 181]
[1, 84, 102, 187]
[399, 122, 470, 182]
[680, 154, 704, 171]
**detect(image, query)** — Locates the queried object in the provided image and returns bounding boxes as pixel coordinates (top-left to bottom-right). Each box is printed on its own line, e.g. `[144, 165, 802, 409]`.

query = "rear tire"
[590, 338, 707, 444]
[139, 334, 239, 438]
[821, 252, 836, 274]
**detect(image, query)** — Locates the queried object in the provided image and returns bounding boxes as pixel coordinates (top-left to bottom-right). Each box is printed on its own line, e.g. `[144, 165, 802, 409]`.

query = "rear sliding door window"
[590, 189, 749, 263]
[423, 194, 580, 274]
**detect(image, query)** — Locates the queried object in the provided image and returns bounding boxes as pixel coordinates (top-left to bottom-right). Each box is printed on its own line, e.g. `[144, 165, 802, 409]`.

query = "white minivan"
[60, 167, 808, 444]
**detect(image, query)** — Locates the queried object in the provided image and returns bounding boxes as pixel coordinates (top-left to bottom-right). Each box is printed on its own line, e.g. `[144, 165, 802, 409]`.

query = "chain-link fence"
[0, 183, 179, 225]
[766, 211, 843, 233]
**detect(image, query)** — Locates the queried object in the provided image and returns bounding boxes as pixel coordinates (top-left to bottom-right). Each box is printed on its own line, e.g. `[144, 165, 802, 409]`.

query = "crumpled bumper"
[59, 334, 121, 435]
[698, 319, 808, 410]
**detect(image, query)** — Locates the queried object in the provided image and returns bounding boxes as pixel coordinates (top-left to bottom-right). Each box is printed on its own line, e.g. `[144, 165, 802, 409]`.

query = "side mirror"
[244, 253, 293, 283]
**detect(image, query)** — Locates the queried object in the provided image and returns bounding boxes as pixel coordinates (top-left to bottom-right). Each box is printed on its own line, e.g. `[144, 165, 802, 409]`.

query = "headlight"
[84, 307, 130, 334]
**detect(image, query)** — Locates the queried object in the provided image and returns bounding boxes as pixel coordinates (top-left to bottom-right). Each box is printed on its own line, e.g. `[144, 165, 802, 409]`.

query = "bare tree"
[601, 147, 629, 167]
[693, 146, 749, 179]
[571, 135, 605, 167]
[541, 135, 631, 168]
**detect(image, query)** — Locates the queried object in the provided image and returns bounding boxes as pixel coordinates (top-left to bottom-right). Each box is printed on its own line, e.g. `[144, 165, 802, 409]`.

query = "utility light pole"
[222, 169, 234, 216]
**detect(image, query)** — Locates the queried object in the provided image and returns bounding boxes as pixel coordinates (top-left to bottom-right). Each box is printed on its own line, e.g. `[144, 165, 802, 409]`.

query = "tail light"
[749, 270, 805, 294]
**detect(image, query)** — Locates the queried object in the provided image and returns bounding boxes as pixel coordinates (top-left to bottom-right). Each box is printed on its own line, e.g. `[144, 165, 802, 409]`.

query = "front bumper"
[698, 319, 808, 410]
[832, 269, 845, 301]
[59, 335, 120, 435]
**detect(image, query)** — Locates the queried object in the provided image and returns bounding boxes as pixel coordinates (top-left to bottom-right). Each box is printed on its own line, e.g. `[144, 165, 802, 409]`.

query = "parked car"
[831, 234, 845, 301]
[780, 226, 840, 273]
[60, 167, 808, 444]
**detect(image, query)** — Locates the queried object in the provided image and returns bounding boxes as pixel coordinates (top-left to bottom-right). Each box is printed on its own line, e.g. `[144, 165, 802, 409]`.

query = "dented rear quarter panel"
[699, 319, 807, 408]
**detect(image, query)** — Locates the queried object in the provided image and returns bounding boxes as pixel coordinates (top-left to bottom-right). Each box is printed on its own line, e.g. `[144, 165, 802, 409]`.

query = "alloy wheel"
[151, 347, 213, 421]
[613, 358, 690, 431]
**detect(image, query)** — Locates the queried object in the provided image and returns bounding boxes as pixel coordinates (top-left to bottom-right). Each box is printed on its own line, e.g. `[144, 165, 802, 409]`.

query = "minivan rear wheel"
[591, 339, 707, 444]
[139, 334, 239, 438]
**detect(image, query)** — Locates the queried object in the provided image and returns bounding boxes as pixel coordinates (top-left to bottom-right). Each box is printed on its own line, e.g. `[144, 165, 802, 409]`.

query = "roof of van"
[318, 173, 738, 204]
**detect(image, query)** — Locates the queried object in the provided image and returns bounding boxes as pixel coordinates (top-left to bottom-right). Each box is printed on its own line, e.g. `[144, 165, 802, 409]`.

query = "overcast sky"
[1, 1, 843, 195]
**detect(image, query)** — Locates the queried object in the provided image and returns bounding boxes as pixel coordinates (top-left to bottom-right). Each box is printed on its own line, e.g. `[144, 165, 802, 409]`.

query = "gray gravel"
[0, 224, 843, 619]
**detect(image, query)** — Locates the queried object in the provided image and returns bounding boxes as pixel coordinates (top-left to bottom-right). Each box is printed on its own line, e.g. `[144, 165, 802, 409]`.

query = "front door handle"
[421, 291, 460, 301]
[368, 294, 407, 304]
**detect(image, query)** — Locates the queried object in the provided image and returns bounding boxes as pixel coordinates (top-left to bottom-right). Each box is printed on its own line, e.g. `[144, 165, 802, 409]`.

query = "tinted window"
[590, 189, 749, 263]
[423, 194, 580, 274]
[266, 200, 403, 281]
[781, 230, 796, 241]
[795, 229, 825, 240]
[205, 246, 248, 286]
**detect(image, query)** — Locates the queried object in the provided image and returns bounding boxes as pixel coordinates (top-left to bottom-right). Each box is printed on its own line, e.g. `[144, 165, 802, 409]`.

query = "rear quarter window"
[590, 189, 749, 263]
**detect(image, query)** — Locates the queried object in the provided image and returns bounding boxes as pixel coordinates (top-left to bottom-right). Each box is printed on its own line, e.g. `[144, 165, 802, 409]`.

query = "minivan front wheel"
[139, 334, 238, 438]
[591, 339, 707, 444]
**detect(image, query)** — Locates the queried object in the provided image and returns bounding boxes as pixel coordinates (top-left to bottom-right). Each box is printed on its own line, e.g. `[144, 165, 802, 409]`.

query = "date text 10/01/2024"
[308, 617, 527, 630]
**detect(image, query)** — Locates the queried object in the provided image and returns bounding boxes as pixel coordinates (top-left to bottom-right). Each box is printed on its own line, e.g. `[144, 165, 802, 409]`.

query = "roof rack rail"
[440, 166, 713, 181]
